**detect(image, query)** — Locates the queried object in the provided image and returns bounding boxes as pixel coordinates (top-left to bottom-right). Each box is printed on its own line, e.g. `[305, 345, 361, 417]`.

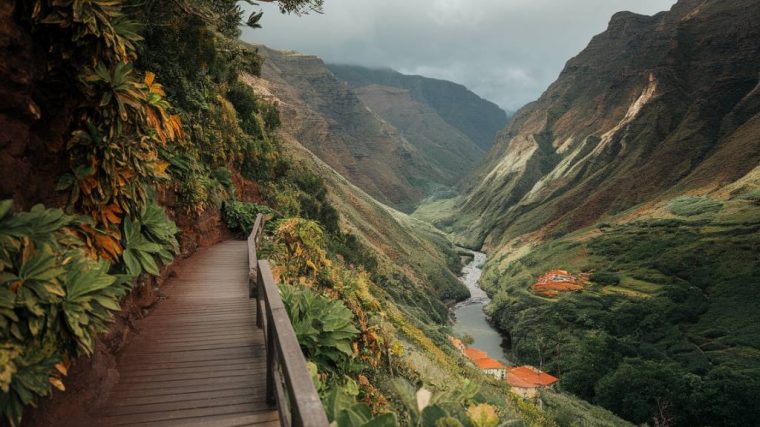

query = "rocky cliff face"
[256, 47, 450, 211]
[328, 65, 508, 152]
[448, 0, 760, 248]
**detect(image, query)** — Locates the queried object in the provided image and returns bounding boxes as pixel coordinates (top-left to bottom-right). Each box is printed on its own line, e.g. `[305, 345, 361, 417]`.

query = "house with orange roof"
[506, 365, 559, 399]
[473, 357, 508, 380]
[447, 336, 466, 353]
[463, 347, 487, 362]
[463, 347, 507, 380]
[531, 269, 586, 297]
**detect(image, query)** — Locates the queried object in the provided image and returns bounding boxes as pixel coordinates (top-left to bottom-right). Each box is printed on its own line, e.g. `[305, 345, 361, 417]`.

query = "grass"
[541, 390, 633, 427]
[668, 195, 723, 217]
[617, 275, 661, 294]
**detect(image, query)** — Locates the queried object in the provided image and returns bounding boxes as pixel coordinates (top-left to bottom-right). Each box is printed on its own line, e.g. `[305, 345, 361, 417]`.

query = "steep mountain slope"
[245, 50, 640, 427]
[256, 46, 447, 211]
[413, 1, 760, 424]
[328, 65, 508, 152]
[349, 83, 485, 186]
[432, 0, 760, 249]
[240, 70, 469, 319]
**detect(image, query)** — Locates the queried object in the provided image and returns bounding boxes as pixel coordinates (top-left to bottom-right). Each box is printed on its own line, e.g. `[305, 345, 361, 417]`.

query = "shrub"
[222, 201, 279, 236]
[120, 200, 179, 277]
[0, 201, 130, 426]
[322, 381, 396, 427]
[590, 271, 620, 285]
[272, 218, 330, 282]
[280, 284, 359, 370]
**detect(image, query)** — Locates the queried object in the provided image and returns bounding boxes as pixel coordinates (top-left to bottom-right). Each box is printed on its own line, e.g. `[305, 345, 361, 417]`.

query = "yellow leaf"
[144, 71, 155, 87]
[467, 404, 499, 427]
[153, 160, 170, 177]
[94, 233, 123, 261]
[101, 203, 123, 226]
[54, 362, 68, 376]
[44, 282, 66, 297]
[49, 377, 66, 391]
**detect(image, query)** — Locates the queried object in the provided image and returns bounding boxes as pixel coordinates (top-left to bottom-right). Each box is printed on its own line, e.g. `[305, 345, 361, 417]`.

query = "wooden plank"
[122, 342, 263, 355]
[100, 402, 268, 425]
[118, 365, 266, 383]
[122, 362, 264, 379]
[106, 386, 262, 407]
[94, 240, 280, 426]
[110, 378, 264, 399]
[147, 410, 280, 427]
[101, 394, 270, 417]
[113, 357, 261, 372]
[126, 339, 260, 353]
[118, 345, 263, 361]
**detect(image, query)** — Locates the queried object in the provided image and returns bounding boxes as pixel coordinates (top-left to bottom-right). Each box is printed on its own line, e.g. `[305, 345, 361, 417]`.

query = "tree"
[253, 0, 324, 15]
[560, 332, 620, 400]
[695, 367, 760, 426]
[593, 358, 688, 425]
[461, 334, 475, 346]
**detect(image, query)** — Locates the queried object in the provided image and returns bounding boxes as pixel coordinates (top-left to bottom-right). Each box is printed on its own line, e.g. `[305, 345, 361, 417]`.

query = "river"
[451, 250, 510, 364]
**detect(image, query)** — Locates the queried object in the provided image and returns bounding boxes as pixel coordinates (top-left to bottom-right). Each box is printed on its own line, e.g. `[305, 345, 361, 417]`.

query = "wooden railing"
[247, 214, 330, 427]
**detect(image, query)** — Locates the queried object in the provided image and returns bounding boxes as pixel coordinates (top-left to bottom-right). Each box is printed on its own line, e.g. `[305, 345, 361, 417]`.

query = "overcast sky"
[241, 0, 676, 111]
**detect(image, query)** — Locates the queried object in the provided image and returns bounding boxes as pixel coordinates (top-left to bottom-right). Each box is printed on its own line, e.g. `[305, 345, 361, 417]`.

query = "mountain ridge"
[429, 0, 760, 249]
[328, 64, 508, 152]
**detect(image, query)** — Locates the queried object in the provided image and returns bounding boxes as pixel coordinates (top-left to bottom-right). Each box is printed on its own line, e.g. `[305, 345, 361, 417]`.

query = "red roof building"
[463, 348, 507, 380]
[506, 366, 559, 399]
[531, 270, 586, 297]
[474, 357, 507, 370]
[463, 348, 488, 361]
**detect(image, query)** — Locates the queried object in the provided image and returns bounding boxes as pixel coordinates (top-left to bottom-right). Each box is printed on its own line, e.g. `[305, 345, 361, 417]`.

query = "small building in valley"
[474, 357, 508, 380]
[463, 347, 488, 362]
[506, 365, 559, 399]
[531, 269, 586, 297]
[463, 347, 507, 380]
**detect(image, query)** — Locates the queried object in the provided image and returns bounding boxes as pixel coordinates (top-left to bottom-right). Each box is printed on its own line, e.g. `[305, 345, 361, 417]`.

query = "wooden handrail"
[248, 214, 330, 427]
[247, 213, 265, 297]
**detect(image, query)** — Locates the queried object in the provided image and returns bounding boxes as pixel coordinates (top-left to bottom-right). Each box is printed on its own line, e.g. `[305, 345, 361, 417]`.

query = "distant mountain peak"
[327, 64, 508, 152]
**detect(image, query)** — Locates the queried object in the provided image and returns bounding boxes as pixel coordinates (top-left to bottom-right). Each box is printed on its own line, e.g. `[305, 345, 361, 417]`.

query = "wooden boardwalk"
[94, 241, 279, 426]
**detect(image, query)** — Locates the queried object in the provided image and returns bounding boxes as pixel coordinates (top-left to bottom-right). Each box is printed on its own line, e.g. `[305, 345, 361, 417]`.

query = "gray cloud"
[241, 0, 676, 111]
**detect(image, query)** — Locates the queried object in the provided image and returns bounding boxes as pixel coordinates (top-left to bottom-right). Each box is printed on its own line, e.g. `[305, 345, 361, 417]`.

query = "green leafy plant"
[121, 200, 179, 277]
[272, 218, 330, 282]
[0, 201, 129, 426]
[589, 271, 620, 285]
[280, 284, 359, 369]
[222, 201, 279, 236]
[323, 382, 396, 427]
[389, 377, 485, 427]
